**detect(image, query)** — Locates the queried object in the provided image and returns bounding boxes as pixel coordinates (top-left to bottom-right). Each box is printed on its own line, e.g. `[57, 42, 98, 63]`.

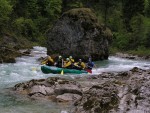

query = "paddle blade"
[61, 70, 64, 75]
[32, 67, 37, 71]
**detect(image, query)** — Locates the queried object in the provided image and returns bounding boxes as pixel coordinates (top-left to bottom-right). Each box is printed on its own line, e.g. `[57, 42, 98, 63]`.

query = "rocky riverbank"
[10, 67, 150, 113]
[0, 34, 33, 63]
[115, 52, 150, 60]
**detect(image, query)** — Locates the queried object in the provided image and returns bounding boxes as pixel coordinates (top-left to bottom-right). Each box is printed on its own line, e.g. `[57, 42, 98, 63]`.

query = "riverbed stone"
[54, 83, 82, 94]
[56, 93, 82, 103]
[29, 85, 54, 96]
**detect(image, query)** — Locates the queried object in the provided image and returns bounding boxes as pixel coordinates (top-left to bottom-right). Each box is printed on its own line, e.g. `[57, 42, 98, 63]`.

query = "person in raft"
[55, 55, 64, 68]
[69, 56, 75, 68]
[74, 59, 86, 70]
[63, 58, 72, 69]
[86, 57, 95, 73]
[69, 56, 75, 63]
[41, 55, 54, 66]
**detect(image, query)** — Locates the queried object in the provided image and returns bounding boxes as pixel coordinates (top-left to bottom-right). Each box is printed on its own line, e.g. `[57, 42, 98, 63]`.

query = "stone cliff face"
[47, 8, 112, 61]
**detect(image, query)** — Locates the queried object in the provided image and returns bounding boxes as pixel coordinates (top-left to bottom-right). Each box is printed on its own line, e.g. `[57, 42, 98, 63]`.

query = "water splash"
[92, 56, 150, 74]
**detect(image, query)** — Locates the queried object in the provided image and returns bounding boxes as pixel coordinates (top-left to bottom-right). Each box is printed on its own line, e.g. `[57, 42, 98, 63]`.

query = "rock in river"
[46, 8, 112, 61]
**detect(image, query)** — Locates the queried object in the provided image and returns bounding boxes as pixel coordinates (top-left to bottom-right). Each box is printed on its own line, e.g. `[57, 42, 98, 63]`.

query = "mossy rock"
[47, 8, 112, 61]
[63, 8, 100, 30]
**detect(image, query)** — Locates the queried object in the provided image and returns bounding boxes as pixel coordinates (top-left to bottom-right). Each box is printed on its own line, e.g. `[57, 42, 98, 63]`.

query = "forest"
[0, 0, 150, 55]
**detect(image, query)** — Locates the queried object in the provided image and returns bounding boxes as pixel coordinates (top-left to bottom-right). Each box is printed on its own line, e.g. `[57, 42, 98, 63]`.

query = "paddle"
[31, 67, 37, 71]
[31, 66, 41, 71]
[61, 59, 64, 75]
[94, 63, 98, 71]
[61, 70, 64, 75]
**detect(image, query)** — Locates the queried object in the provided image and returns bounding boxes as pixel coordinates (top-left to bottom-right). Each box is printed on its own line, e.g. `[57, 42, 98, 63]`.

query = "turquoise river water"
[0, 46, 150, 113]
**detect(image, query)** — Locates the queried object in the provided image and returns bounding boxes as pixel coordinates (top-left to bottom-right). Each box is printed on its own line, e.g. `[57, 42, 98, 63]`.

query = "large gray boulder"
[46, 8, 112, 61]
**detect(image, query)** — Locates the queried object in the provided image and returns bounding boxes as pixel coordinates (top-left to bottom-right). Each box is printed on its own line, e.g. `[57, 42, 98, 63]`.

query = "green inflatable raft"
[41, 65, 88, 74]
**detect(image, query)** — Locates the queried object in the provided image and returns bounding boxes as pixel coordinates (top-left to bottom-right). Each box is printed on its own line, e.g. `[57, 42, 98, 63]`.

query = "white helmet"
[69, 56, 72, 59]
[66, 58, 69, 61]
[59, 56, 62, 59]
[79, 59, 82, 62]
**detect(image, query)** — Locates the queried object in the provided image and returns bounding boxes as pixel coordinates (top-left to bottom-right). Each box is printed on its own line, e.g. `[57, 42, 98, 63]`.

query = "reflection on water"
[0, 46, 150, 113]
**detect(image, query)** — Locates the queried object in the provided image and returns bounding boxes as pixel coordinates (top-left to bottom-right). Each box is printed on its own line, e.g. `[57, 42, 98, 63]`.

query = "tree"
[44, 0, 62, 20]
[36, 0, 62, 33]
[145, 0, 150, 17]
[81, 0, 120, 26]
[10, 0, 62, 38]
[99, 0, 114, 26]
[129, 14, 144, 49]
[0, 0, 12, 33]
[11, 0, 39, 18]
[122, 0, 145, 31]
[62, 0, 83, 12]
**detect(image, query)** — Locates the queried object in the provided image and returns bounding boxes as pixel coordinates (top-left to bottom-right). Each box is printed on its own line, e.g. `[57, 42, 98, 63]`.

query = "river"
[0, 46, 150, 113]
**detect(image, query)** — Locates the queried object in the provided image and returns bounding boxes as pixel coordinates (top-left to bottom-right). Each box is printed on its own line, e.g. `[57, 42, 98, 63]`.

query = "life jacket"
[41, 56, 54, 66]
[63, 61, 72, 68]
[69, 58, 75, 63]
[75, 62, 86, 69]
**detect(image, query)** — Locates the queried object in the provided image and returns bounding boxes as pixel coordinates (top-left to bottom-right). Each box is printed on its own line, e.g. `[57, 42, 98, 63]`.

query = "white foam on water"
[61, 111, 68, 113]
[92, 56, 150, 74]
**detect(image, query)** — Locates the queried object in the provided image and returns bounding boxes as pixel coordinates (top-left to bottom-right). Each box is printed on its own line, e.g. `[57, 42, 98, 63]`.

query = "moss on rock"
[47, 8, 113, 60]
[63, 8, 99, 30]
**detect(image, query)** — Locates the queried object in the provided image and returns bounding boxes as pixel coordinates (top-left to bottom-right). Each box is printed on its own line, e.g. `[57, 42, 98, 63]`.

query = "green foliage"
[106, 0, 150, 55]
[127, 46, 150, 56]
[145, 30, 150, 48]
[7, 0, 62, 44]
[122, 0, 145, 31]
[145, 0, 150, 17]
[143, 17, 150, 48]
[112, 32, 130, 51]
[129, 15, 145, 49]
[35, 0, 62, 33]
[108, 10, 123, 32]
[67, 1, 83, 9]
[0, 0, 12, 33]
[13, 17, 37, 41]
[0, 0, 12, 18]
[0, 0, 149, 54]
[39, 0, 62, 20]
[62, 0, 83, 12]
